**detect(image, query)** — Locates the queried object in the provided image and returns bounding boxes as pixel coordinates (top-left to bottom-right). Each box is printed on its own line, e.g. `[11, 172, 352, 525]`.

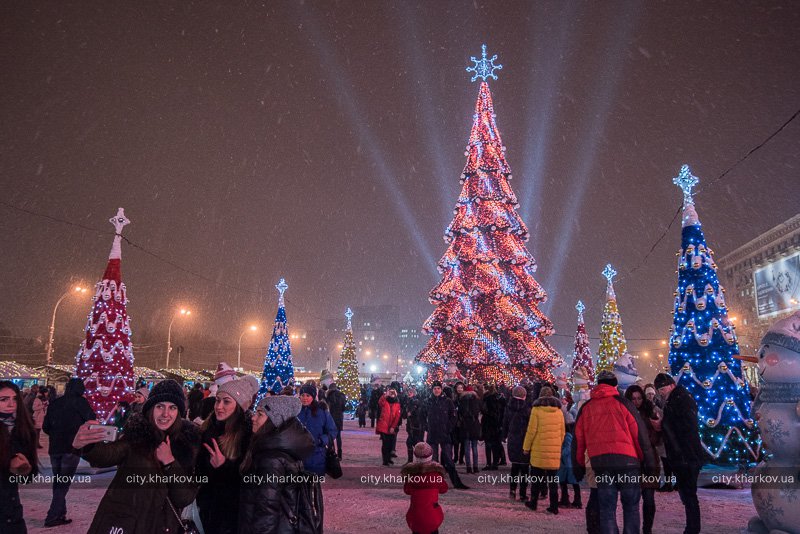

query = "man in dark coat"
[425, 381, 468, 489]
[502, 385, 531, 500]
[368, 383, 383, 428]
[187, 382, 205, 421]
[481, 384, 506, 469]
[325, 383, 347, 459]
[655, 373, 705, 534]
[42, 378, 96, 527]
[402, 387, 426, 463]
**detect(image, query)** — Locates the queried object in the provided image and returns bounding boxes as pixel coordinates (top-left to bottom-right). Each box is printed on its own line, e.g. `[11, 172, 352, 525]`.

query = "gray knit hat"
[257, 395, 302, 427]
[512, 385, 527, 399]
[217, 375, 259, 411]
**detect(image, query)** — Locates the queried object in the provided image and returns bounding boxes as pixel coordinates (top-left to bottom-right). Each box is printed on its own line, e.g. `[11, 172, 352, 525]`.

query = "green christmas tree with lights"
[597, 264, 628, 373]
[336, 308, 360, 410]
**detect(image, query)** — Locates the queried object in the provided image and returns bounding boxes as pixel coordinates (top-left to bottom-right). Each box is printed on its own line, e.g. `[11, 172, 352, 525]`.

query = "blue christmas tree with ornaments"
[256, 278, 296, 402]
[668, 165, 760, 466]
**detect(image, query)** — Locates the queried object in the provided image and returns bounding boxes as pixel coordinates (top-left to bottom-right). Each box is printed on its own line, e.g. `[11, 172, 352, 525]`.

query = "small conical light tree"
[74, 208, 135, 423]
[668, 164, 759, 465]
[597, 264, 628, 373]
[570, 300, 594, 385]
[336, 308, 360, 411]
[255, 278, 295, 404]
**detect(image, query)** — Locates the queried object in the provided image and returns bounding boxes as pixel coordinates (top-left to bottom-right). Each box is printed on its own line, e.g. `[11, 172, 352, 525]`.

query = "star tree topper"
[673, 164, 699, 206]
[466, 44, 503, 82]
[276, 278, 288, 306]
[576, 300, 586, 322]
[345, 307, 353, 330]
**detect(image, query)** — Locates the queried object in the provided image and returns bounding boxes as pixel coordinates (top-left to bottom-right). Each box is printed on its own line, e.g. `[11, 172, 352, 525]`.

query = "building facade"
[717, 214, 800, 370]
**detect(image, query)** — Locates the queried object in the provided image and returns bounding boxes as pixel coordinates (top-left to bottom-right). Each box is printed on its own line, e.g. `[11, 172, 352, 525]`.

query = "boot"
[446, 462, 470, 489]
[524, 497, 538, 511]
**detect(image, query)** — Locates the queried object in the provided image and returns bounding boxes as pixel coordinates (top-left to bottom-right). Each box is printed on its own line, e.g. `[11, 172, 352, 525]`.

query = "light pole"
[237, 325, 258, 370]
[46, 285, 88, 366]
[166, 308, 191, 369]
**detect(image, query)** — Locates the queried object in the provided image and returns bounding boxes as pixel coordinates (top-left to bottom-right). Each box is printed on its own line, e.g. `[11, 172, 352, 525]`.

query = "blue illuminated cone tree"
[417, 45, 562, 385]
[597, 264, 628, 373]
[74, 208, 135, 423]
[256, 279, 296, 402]
[336, 308, 360, 410]
[668, 164, 759, 465]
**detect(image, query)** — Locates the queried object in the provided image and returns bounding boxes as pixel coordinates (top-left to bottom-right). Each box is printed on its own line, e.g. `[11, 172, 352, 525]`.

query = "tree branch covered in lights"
[417, 46, 562, 385]
[668, 165, 760, 465]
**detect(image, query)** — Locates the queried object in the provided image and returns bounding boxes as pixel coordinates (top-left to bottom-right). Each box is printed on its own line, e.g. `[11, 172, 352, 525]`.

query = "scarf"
[0, 411, 16, 431]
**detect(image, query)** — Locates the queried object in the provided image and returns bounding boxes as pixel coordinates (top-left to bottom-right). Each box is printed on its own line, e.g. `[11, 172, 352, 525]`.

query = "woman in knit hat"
[238, 395, 318, 533]
[296, 382, 337, 528]
[72, 379, 201, 534]
[196, 374, 258, 534]
[502, 385, 531, 501]
[401, 442, 448, 534]
[522, 386, 565, 514]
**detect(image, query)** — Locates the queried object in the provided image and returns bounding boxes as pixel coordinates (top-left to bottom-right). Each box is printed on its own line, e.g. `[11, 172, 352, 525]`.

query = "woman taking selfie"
[72, 379, 201, 534]
[0, 381, 38, 534]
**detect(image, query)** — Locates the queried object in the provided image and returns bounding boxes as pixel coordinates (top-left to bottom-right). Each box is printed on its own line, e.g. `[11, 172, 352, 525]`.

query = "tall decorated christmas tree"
[74, 208, 135, 423]
[256, 278, 295, 403]
[597, 264, 628, 373]
[417, 45, 562, 385]
[668, 164, 759, 465]
[571, 300, 594, 385]
[336, 308, 360, 410]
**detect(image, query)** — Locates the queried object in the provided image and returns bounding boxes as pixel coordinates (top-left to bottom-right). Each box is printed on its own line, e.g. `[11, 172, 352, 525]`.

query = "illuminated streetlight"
[661, 340, 667, 346]
[46, 285, 88, 366]
[237, 325, 258, 370]
[166, 308, 192, 368]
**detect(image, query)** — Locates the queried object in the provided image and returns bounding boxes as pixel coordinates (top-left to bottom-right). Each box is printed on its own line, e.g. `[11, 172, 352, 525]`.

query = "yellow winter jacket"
[522, 396, 565, 470]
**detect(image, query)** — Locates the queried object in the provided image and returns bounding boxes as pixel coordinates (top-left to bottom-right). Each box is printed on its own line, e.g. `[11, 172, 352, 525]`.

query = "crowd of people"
[0, 364, 707, 534]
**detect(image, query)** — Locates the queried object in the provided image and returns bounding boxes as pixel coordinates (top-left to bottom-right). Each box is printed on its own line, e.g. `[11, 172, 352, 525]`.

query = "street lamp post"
[166, 308, 191, 369]
[237, 325, 258, 370]
[46, 285, 87, 366]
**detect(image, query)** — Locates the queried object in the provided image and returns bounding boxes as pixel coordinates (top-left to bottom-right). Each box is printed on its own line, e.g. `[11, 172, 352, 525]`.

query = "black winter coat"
[81, 413, 201, 534]
[403, 397, 426, 435]
[238, 418, 318, 534]
[425, 394, 456, 444]
[325, 389, 347, 431]
[481, 393, 506, 441]
[1, 425, 37, 534]
[43, 379, 96, 455]
[502, 397, 531, 464]
[456, 391, 481, 440]
[196, 419, 252, 534]
[662, 385, 707, 467]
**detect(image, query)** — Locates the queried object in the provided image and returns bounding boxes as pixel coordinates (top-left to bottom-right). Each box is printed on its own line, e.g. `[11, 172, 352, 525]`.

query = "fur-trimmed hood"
[458, 390, 478, 400]
[401, 461, 446, 477]
[121, 412, 201, 469]
[532, 395, 561, 409]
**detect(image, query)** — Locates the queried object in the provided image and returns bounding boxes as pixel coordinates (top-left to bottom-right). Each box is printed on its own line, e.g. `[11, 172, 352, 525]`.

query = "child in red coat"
[402, 442, 448, 534]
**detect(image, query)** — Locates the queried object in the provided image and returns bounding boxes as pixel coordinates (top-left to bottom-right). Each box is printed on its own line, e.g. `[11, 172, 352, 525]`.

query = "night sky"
[2, 2, 798, 374]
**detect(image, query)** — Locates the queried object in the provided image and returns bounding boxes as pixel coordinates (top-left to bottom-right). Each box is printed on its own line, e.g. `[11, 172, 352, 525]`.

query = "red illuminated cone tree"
[417, 45, 562, 384]
[74, 208, 136, 423]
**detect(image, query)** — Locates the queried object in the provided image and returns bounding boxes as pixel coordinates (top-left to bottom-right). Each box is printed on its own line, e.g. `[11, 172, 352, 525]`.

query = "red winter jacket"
[402, 462, 448, 534]
[575, 384, 649, 471]
[376, 395, 401, 435]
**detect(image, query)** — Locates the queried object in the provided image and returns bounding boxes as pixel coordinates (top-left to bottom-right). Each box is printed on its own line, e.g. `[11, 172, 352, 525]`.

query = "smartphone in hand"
[88, 424, 119, 442]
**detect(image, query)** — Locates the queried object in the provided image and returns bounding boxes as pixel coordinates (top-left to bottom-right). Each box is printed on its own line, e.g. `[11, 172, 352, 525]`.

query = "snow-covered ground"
[21, 420, 758, 533]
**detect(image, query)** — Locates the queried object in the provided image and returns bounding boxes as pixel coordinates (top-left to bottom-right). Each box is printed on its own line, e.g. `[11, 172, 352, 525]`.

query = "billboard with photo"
[754, 252, 800, 318]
